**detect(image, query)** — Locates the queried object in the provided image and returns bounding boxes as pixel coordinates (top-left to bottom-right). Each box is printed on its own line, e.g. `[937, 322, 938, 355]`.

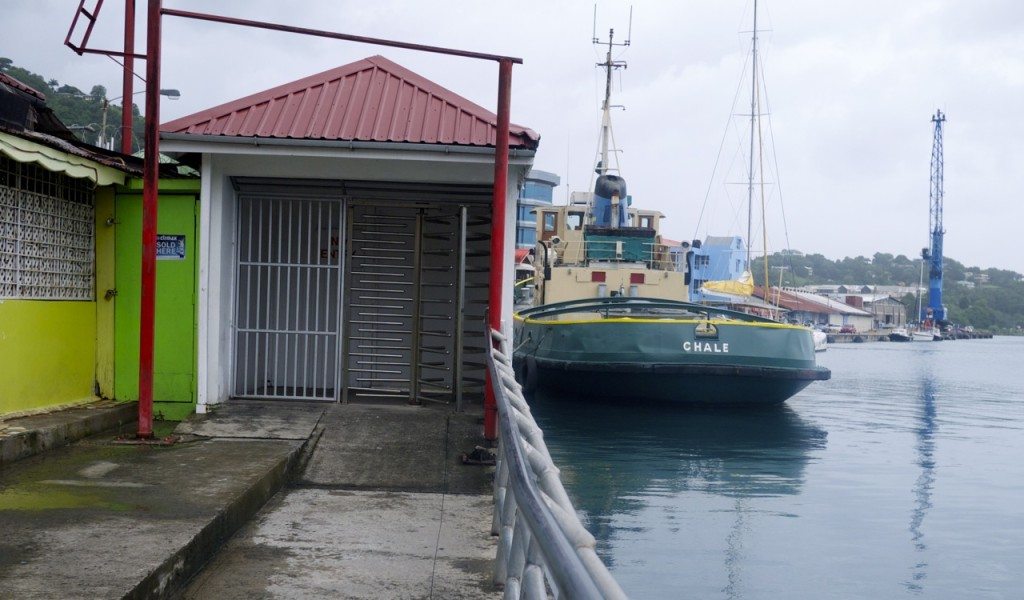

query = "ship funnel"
[592, 175, 629, 227]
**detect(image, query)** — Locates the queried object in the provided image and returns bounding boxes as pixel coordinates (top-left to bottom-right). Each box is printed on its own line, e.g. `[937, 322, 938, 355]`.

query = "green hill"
[1, 57, 145, 152]
[758, 251, 1024, 333]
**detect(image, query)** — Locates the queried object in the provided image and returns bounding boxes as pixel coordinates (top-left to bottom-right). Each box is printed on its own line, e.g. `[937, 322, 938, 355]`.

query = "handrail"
[486, 326, 628, 599]
[515, 295, 782, 324]
[551, 238, 678, 271]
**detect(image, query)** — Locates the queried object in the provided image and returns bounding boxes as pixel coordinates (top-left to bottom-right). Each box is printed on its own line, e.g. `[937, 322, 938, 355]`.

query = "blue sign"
[157, 234, 186, 260]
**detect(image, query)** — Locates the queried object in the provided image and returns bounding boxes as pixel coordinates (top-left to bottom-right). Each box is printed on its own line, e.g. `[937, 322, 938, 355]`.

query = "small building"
[160, 55, 539, 412]
[515, 169, 558, 249]
[861, 294, 907, 329]
[757, 287, 873, 332]
[689, 235, 746, 302]
[0, 72, 133, 417]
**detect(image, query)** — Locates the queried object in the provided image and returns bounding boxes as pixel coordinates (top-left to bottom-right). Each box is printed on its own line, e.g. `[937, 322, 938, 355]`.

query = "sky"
[3, 0, 1023, 273]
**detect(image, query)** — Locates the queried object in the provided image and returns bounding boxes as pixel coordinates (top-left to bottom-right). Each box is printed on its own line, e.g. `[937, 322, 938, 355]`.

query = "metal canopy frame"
[66, 0, 519, 439]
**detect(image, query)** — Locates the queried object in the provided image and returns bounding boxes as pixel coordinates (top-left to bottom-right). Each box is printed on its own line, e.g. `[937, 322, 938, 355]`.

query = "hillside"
[1, 57, 145, 152]
[758, 251, 1024, 333]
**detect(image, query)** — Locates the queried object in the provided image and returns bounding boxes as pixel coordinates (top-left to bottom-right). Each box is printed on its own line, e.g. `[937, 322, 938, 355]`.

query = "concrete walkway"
[183, 404, 499, 599]
[0, 400, 497, 599]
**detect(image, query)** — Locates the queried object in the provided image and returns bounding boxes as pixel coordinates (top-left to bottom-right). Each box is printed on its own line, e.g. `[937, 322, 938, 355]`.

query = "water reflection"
[905, 372, 937, 593]
[529, 391, 828, 557]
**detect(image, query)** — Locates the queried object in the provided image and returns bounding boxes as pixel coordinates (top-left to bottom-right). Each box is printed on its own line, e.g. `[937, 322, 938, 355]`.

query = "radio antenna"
[592, 6, 631, 176]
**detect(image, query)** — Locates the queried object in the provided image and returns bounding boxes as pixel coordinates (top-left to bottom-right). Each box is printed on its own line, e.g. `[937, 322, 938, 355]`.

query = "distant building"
[516, 169, 559, 249]
[858, 295, 907, 329]
[689, 235, 746, 301]
[758, 287, 874, 331]
[802, 284, 920, 300]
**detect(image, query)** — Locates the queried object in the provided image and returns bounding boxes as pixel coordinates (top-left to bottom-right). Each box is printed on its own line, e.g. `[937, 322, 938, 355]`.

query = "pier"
[0, 330, 622, 598]
[827, 330, 994, 343]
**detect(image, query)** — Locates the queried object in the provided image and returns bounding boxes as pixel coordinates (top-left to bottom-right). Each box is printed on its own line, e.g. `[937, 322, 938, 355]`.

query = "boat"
[512, 11, 830, 405]
[812, 329, 829, 351]
[912, 326, 942, 342]
[889, 327, 913, 342]
[515, 297, 829, 404]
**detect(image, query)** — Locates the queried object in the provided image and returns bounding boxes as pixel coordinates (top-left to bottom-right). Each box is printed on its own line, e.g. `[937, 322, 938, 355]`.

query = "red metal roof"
[162, 55, 539, 149]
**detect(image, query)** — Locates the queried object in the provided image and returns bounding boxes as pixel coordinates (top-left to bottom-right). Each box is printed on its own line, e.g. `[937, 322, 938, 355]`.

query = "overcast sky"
[4, 1, 1023, 272]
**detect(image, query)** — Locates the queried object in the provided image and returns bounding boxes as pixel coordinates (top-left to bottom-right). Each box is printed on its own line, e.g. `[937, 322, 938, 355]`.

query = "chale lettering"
[682, 341, 730, 353]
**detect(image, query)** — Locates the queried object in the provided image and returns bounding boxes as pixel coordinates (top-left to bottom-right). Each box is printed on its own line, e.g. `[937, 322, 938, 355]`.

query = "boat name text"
[683, 341, 729, 353]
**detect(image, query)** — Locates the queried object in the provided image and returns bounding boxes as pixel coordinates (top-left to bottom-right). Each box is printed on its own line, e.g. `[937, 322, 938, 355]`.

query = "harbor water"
[529, 336, 1024, 599]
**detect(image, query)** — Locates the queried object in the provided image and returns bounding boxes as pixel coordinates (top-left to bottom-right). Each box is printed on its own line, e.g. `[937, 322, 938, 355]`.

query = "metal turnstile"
[341, 202, 490, 407]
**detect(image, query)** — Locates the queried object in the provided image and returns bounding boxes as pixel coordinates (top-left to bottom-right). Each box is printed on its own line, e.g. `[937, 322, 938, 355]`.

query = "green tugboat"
[512, 17, 829, 405]
[514, 297, 829, 405]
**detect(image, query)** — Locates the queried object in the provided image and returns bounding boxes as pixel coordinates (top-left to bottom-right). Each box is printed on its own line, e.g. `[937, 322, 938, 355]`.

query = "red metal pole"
[485, 59, 513, 440]
[137, 0, 161, 438]
[120, 0, 135, 154]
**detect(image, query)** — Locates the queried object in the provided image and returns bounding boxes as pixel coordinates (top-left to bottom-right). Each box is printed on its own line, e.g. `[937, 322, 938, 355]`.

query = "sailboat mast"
[746, 0, 759, 269]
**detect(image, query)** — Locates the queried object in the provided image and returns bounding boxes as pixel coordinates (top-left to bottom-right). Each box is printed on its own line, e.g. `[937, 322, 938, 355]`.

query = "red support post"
[120, 0, 135, 154]
[484, 59, 513, 440]
[137, 0, 162, 438]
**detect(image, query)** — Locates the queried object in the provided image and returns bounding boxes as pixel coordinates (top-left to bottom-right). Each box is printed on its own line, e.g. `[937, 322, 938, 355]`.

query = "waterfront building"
[515, 169, 559, 250]
[689, 235, 746, 302]
[1, 73, 133, 417]
[758, 287, 874, 331]
[161, 55, 538, 413]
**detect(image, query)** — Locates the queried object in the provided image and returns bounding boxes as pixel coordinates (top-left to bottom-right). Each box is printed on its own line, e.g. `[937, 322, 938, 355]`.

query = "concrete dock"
[0, 400, 498, 598]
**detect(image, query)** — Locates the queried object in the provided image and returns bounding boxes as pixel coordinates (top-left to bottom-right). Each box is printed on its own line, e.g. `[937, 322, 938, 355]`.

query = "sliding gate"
[232, 186, 490, 405]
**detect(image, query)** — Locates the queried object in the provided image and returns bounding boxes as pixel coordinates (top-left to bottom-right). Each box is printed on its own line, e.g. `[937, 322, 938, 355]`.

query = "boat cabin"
[531, 186, 687, 305]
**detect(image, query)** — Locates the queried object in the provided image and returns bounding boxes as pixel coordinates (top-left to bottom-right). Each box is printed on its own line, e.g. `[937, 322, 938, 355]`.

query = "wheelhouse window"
[566, 211, 584, 231]
[541, 211, 558, 241]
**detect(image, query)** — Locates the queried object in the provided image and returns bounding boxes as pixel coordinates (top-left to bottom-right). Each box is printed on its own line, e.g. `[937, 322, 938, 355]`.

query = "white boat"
[812, 330, 828, 352]
[911, 326, 941, 342]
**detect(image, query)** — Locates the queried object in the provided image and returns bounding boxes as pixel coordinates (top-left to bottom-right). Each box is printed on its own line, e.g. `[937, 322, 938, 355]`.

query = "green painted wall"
[0, 301, 97, 415]
[113, 190, 198, 419]
[0, 187, 117, 417]
[95, 188, 116, 397]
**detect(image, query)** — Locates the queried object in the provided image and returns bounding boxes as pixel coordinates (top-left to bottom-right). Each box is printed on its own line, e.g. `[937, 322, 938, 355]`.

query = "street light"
[100, 88, 180, 151]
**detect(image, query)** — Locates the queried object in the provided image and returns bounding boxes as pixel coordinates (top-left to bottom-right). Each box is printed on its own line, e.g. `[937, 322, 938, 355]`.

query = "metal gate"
[233, 192, 343, 400]
[232, 183, 490, 405]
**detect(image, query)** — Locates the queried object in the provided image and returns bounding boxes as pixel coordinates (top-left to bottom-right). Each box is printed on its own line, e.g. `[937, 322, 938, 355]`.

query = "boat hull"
[888, 330, 912, 342]
[514, 312, 830, 406]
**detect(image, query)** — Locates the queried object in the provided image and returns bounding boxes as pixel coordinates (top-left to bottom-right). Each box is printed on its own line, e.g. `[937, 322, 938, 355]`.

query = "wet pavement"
[0, 400, 497, 599]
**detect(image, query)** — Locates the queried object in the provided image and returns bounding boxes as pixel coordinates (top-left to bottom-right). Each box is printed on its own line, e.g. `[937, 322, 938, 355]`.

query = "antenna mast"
[593, 6, 631, 176]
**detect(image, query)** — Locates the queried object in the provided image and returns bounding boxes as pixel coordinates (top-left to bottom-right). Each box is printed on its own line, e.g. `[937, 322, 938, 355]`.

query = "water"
[529, 336, 1024, 599]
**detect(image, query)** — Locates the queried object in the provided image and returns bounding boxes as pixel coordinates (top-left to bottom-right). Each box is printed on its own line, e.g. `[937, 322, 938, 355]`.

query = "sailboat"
[512, 13, 830, 405]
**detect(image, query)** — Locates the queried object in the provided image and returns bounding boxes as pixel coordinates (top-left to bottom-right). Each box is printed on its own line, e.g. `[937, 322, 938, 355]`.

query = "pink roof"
[162, 55, 539, 149]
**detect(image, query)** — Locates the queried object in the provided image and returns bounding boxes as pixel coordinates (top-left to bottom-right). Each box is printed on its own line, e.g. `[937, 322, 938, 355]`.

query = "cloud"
[3, 0, 1022, 271]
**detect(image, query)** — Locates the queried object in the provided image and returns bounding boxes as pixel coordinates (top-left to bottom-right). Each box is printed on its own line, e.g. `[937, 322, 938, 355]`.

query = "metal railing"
[552, 238, 681, 271]
[486, 327, 628, 599]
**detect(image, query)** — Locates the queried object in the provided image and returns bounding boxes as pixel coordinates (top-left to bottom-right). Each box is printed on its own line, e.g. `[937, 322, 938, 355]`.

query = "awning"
[0, 131, 127, 186]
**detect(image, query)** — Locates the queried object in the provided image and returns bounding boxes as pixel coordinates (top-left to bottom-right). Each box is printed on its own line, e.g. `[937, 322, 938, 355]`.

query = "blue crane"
[922, 110, 947, 323]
